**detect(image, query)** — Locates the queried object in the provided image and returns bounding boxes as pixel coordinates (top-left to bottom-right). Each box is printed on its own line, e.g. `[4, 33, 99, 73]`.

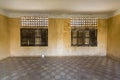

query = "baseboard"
[0, 56, 9, 61]
[107, 54, 120, 62]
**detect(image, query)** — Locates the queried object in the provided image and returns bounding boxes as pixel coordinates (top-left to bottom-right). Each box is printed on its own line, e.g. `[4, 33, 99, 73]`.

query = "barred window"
[21, 16, 48, 27]
[20, 16, 48, 46]
[71, 17, 98, 46]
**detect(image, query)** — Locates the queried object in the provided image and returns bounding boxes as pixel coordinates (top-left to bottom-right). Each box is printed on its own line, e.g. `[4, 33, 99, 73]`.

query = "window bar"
[21, 16, 48, 28]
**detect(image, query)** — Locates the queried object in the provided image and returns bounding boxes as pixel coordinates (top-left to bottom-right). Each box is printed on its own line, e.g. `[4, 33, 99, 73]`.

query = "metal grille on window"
[20, 16, 48, 46]
[21, 16, 48, 28]
[71, 17, 98, 46]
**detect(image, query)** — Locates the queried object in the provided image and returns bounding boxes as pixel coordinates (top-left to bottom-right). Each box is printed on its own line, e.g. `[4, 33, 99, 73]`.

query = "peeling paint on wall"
[9, 18, 107, 56]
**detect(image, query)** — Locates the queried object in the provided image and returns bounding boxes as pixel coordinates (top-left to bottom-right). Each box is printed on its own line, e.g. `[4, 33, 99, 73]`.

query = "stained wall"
[107, 14, 120, 60]
[9, 18, 107, 56]
[0, 15, 10, 60]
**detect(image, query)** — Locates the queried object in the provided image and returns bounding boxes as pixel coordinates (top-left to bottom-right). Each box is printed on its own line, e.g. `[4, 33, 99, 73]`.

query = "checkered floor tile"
[0, 56, 120, 80]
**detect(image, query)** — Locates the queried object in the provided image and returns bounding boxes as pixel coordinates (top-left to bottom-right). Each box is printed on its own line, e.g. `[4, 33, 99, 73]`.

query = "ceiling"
[0, 0, 120, 14]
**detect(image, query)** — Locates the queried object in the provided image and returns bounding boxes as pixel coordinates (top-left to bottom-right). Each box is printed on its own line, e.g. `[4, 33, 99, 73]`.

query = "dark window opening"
[21, 28, 48, 46]
[71, 29, 97, 46]
[20, 16, 48, 47]
[71, 17, 98, 47]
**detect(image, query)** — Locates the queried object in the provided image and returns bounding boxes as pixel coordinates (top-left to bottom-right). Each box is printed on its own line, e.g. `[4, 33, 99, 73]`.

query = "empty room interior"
[0, 0, 120, 80]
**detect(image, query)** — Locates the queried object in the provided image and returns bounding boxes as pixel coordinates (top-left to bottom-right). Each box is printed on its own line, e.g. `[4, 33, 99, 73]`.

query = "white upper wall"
[111, 9, 120, 17]
[0, 0, 120, 13]
[0, 0, 120, 18]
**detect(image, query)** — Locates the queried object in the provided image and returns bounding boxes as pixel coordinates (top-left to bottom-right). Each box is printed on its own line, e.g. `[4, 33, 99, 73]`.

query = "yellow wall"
[107, 14, 120, 60]
[0, 13, 120, 60]
[0, 13, 120, 59]
[9, 18, 107, 56]
[0, 15, 10, 60]
[49, 18, 71, 56]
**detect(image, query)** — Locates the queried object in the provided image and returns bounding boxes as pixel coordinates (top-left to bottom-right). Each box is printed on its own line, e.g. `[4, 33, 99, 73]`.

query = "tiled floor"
[0, 57, 120, 80]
